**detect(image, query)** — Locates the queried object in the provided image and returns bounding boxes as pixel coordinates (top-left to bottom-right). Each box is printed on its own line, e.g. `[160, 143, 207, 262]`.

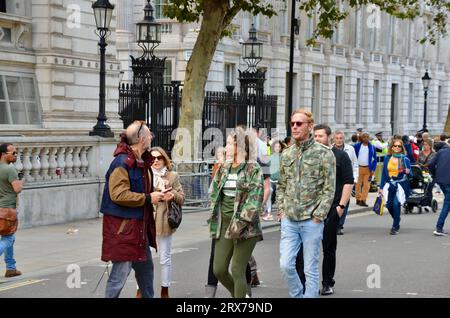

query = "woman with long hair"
[378, 139, 412, 235]
[208, 127, 264, 298]
[150, 147, 185, 298]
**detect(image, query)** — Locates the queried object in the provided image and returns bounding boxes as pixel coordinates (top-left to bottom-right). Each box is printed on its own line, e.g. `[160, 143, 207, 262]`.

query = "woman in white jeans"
[146, 146, 185, 298]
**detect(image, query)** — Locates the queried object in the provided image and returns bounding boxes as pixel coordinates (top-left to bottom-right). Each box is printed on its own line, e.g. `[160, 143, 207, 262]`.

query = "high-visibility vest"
[371, 139, 388, 154]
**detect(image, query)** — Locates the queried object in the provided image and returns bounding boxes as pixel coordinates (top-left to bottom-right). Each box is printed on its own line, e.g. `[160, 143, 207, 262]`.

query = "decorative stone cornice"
[35, 54, 120, 72]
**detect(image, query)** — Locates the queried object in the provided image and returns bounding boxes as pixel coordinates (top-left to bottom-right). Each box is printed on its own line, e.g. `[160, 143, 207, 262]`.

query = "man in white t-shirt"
[353, 133, 377, 207]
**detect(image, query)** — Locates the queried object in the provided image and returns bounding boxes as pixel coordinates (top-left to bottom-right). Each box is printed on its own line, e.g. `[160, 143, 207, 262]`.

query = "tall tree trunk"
[173, 1, 228, 162]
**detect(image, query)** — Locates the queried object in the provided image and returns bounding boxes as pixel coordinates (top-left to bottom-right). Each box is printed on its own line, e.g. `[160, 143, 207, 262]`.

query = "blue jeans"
[436, 184, 450, 231]
[386, 187, 401, 231]
[280, 217, 324, 298]
[105, 247, 154, 298]
[0, 234, 16, 270]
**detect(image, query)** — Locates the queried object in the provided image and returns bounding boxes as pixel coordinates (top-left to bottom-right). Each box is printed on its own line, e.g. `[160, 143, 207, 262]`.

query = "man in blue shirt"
[353, 133, 377, 207]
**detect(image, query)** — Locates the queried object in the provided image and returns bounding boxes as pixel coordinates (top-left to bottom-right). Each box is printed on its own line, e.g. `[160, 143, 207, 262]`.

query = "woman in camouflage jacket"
[208, 127, 264, 298]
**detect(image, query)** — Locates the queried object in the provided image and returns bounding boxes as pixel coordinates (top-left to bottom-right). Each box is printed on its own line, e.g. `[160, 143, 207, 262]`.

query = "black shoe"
[337, 228, 344, 235]
[360, 201, 369, 207]
[390, 228, 399, 235]
[250, 273, 260, 287]
[321, 286, 334, 296]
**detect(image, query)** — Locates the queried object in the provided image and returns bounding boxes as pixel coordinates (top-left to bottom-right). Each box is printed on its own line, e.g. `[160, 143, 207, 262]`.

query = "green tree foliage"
[161, 0, 449, 159]
[298, 0, 450, 45]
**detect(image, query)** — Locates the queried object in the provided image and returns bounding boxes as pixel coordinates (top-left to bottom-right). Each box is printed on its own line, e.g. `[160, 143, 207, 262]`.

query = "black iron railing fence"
[118, 81, 277, 154]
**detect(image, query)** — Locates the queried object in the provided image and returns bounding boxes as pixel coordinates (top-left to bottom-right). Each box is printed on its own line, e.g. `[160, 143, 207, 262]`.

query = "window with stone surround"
[252, 14, 260, 30]
[164, 60, 172, 85]
[0, 1, 27, 16]
[373, 80, 380, 123]
[0, 73, 41, 125]
[355, 78, 362, 124]
[224, 63, 235, 88]
[437, 85, 443, 121]
[354, 8, 361, 48]
[408, 83, 414, 123]
[280, 7, 288, 36]
[335, 76, 344, 123]
[154, 0, 168, 19]
[388, 16, 396, 54]
[311, 73, 321, 119]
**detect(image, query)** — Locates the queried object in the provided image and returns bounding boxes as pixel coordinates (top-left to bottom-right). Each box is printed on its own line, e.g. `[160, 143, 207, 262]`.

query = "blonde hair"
[388, 138, 406, 155]
[291, 109, 314, 124]
[150, 146, 173, 170]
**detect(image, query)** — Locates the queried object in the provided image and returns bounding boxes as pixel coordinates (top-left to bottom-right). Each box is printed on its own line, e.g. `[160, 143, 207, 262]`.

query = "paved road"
[1, 203, 449, 298]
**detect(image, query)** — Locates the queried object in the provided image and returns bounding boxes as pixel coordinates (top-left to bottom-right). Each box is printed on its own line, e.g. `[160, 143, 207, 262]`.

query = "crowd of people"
[0, 113, 449, 299]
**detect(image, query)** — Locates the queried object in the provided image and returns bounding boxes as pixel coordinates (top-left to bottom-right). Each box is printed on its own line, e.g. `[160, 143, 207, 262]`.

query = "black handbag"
[168, 200, 182, 229]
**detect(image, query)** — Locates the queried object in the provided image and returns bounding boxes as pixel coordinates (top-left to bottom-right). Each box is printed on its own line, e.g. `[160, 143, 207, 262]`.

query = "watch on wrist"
[338, 204, 345, 209]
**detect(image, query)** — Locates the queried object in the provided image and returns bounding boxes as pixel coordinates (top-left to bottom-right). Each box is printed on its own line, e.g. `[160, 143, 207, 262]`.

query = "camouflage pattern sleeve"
[276, 152, 287, 216]
[207, 165, 222, 236]
[312, 149, 336, 221]
[239, 165, 264, 222]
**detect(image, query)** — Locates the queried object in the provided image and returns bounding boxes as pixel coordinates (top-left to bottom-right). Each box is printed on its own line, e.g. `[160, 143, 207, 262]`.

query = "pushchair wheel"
[432, 200, 438, 213]
[404, 203, 412, 214]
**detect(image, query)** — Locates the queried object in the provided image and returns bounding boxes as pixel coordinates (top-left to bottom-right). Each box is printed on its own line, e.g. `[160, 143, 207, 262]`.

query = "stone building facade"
[117, 0, 450, 137]
[0, 0, 120, 227]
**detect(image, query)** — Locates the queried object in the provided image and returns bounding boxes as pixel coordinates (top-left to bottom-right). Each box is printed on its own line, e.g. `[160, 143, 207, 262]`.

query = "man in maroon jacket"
[101, 121, 167, 298]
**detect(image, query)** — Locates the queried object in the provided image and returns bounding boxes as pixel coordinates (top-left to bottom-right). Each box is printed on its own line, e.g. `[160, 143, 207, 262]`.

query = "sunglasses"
[393, 145, 402, 148]
[137, 122, 155, 139]
[152, 155, 164, 161]
[6, 151, 17, 156]
[290, 121, 309, 128]
[137, 122, 145, 138]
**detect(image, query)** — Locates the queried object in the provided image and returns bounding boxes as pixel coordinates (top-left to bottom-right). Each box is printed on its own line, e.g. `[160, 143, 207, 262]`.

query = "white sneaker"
[433, 230, 449, 236]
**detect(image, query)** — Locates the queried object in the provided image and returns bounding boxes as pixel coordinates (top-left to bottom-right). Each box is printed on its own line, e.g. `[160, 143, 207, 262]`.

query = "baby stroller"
[404, 165, 438, 214]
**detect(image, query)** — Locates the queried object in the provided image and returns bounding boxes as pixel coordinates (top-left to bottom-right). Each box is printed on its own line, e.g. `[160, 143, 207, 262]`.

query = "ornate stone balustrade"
[0, 135, 117, 227]
[1, 136, 97, 184]
[15, 144, 91, 183]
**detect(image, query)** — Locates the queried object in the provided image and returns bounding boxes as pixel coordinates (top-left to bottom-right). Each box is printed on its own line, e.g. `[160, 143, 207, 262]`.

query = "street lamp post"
[238, 25, 265, 127]
[136, 0, 161, 59]
[90, 0, 114, 138]
[287, 0, 296, 136]
[241, 24, 263, 72]
[421, 70, 431, 133]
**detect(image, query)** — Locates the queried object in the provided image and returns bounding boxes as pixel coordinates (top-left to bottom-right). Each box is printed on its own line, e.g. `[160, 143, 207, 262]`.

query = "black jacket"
[428, 147, 450, 186]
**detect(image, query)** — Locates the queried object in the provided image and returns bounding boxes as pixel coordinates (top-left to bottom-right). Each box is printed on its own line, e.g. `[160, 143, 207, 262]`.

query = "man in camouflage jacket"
[278, 109, 336, 298]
